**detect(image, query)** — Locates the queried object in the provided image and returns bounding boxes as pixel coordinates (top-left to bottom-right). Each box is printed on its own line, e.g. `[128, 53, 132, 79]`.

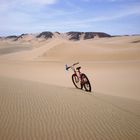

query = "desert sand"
[0, 35, 140, 140]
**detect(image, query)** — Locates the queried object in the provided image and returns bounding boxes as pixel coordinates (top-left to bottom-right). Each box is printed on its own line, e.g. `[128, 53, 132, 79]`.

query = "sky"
[0, 0, 140, 36]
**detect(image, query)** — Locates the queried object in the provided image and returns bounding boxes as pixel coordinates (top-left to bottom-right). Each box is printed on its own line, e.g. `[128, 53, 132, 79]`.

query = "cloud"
[20, 0, 57, 5]
[0, 0, 58, 13]
[1, 0, 57, 5]
[44, 2, 140, 31]
[0, 0, 57, 12]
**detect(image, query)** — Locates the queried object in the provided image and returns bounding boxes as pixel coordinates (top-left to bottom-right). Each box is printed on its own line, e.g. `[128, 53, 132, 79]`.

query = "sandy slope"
[0, 60, 140, 100]
[0, 36, 140, 61]
[0, 39, 63, 60]
[0, 36, 140, 99]
[0, 36, 140, 139]
[41, 36, 140, 61]
[0, 77, 140, 140]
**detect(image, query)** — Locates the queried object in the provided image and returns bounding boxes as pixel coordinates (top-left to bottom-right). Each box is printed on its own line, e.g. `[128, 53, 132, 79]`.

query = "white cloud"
[0, 0, 57, 13]
[20, 0, 57, 5]
[48, 2, 140, 29]
[0, 0, 57, 9]
[1, 0, 57, 4]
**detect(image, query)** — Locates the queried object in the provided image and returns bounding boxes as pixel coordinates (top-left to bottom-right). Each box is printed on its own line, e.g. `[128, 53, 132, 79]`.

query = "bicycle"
[65, 62, 91, 92]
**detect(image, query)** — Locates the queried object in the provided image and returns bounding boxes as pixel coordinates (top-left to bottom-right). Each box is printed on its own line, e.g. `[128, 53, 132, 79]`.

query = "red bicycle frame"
[66, 62, 82, 82]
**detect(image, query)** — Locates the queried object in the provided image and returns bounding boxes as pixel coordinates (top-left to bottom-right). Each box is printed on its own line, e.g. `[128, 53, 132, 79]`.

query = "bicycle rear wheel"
[72, 74, 82, 89]
[81, 73, 91, 92]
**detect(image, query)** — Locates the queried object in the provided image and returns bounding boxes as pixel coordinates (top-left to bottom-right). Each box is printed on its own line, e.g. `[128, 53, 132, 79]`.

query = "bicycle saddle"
[76, 67, 81, 70]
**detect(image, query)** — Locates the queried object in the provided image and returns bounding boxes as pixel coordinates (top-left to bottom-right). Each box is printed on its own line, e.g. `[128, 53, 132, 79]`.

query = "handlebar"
[65, 62, 79, 71]
[73, 62, 79, 66]
[65, 64, 70, 71]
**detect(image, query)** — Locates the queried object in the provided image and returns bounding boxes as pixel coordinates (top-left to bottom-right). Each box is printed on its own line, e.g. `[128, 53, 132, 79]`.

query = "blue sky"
[0, 0, 140, 36]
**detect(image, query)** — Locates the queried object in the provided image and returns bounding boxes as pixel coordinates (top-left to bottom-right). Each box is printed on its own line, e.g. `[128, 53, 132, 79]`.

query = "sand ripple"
[0, 77, 140, 140]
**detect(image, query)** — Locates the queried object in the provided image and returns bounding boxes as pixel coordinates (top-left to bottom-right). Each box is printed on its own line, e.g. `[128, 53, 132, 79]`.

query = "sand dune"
[0, 35, 140, 139]
[0, 77, 140, 140]
[0, 36, 140, 61]
[0, 36, 140, 99]
[0, 60, 140, 100]
[0, 39, 63, 60]
[40, 36, 140, 62]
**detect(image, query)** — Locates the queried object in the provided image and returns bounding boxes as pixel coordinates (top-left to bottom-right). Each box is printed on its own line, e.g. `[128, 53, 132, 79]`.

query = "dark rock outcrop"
[67, 32, 111, 40]
[6, 35, 18, 39]
[84, 32, 111, 39]
[55, 32, 60, 34]
[67, 32, 84, 40]
[1, 31, 112, 41]
[14, 34, 28, 41]
[18, 34, 28, 38]
[84, 32, 95, 40]
[36, 31, 53, 39]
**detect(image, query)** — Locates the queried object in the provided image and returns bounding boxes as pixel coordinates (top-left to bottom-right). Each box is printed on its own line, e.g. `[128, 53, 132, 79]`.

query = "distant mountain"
[67, 32, 111, 40]
[15, 34, 28, 41]
[5, 35, 18, 39]
[0, 31, 112, 41]
[36, 32, 54, 39]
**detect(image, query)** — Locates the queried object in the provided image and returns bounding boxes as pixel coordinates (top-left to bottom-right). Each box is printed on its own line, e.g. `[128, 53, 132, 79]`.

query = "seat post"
[76, 66, 81, 71]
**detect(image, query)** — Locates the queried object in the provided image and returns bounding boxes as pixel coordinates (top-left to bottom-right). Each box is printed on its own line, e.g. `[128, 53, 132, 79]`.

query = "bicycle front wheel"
[72, 74, 82, 89]
[81, 73, 91, 92]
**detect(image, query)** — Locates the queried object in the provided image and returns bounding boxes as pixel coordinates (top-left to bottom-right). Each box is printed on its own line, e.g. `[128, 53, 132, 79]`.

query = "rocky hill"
[0, 31, 111, 41]
[36, 32, 54, 39]
[67, 32, 111, 40]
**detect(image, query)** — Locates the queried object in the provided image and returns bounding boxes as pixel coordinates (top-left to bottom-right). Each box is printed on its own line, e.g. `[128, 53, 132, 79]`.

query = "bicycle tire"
[72, 74, 82, 89]
[81, 73, 91, 92]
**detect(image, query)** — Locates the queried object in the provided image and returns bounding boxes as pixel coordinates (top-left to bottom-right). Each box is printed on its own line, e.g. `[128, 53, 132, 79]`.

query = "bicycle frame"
[66, 62, 82, 81]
